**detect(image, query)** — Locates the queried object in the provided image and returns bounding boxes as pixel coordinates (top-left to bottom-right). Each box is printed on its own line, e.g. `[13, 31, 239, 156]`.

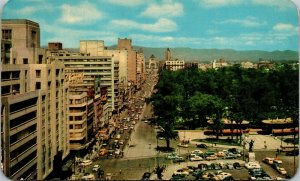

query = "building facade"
[1, 19, 69, 180]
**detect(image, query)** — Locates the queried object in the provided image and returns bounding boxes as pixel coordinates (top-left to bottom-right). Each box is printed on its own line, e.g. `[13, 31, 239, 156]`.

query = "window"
[38, 55, 43, 64]
[35, 82, 41, 89]
[2, 29, 12, 39]
[36, 70, 41, 78]
[23, 58, 28, 64]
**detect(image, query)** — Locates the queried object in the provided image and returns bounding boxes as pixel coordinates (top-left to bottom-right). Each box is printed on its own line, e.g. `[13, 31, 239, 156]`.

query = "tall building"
[118, 38, 137, 85]
[136, 48, 146, 90]
[1, 19, 69, 180]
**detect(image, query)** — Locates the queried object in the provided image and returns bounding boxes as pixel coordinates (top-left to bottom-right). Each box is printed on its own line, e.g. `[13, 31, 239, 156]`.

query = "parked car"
[196, 143, 208, 148]
[198, 163, 208, 171]
[233, 162, 242, 169]
[219, 162, 226, 169]
[167, 152, 178, 159]
[190, 156, 203, 161]
[227, 163, 234, 170]
[217, 151, 226, 157]
[187, 165, 198, 171]
[211, 163, 221, 170]
[82, 173, 95, 180]
[142, 172, 151, 180]
[177, 143, 189, 148]
[273, 159, 283, 164]
[173, 156, 185, 163]
[245, 162, 261, 169]
[80, 160, 92, 166]
[99, 149, 108, 156]
[173, 169, 189, 176]
[206, 155, 217, 161]
[115, 149, 121, 155]
[286, 150, 299, 156]
[92, 165, 100, 172]
[277, 167, 287, 175]
[191, 150, 203, 155]
[204, 150, 216, 157]
[262, 157, 274, 164]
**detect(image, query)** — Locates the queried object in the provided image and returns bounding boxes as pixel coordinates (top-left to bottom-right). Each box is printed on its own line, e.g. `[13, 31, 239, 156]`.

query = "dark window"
[2, 29, 12, 39]
[38, 55, 43, 64]
[23, 58, 28, 64]
[36, 70, 41, 78]
[35, 82, 41, 89]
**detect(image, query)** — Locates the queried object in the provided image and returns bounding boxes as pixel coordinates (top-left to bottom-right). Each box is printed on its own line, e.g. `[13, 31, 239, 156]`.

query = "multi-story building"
[212, 58, 229, 69]
[136, 48, 146, 90]
[118, 38, 137, 86]
[165, 59, 185, 71]
[1, 19, 69, 180]
[240, 61, 255, 69]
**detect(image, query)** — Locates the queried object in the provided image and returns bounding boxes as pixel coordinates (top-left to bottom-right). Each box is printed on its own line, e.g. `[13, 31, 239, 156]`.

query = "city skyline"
[1, 0, 299, 51]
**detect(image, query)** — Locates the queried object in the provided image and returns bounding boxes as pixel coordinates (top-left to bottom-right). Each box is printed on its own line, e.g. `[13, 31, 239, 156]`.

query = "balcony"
[10, 105, 37, 120]
[10, 144, 37, 167]
[10, 156, 37, 180]
[69, 111, 86, 117]
[10, 131, 37, 151]
[10, 118, 36, 136]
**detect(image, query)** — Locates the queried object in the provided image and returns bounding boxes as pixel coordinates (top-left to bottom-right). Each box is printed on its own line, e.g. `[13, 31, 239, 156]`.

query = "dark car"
[142, 172, 151, 180]
[187, 165, 198, 171]
[196, 143, 208, 148]
[233, 162, 241, 169]
[286, 150, 299, 156]
[173, 157, 185, 163]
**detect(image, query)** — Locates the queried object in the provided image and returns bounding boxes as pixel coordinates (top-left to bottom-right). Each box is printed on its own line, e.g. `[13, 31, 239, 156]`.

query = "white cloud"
[199, 0, 242, 8]
[110, 18, 177, 32]
[216, 16, 266, 27]
[141, 0, 183, 18]
[39, 20, 117, 47]
[60, 2, 104, 24]
[251, 0, 295, 10]
[273, 23, 298, 32]
[7, 2, 54, 16]
[106, 0, 147, 6]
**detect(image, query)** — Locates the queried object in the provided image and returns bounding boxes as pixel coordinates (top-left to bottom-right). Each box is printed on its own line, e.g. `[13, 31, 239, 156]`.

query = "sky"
[1, 0, 299, 51]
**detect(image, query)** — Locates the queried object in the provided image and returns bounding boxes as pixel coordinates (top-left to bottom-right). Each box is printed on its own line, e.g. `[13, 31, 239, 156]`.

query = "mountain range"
[132, 46, 299, 62]
[63, 46, 298, 62]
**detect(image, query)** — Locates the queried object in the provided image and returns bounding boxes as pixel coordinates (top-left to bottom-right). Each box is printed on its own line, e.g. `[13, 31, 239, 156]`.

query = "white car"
[80, 160, 92, 166]
[115, 149, 120, 155]
[123, 126, 128, 130]
[277, 167, 287, 175]
[173, 169, 189, 176]
[82, 173, 95, 180]
[92, 165, 100, 172]
[177, 143, 189, 148]
[190, 155, 203, 161]
[273, 159, 283, 164]
[218, 172, 232, 177]
[245, 162, 261, 169]
[191, 150, 203, 155]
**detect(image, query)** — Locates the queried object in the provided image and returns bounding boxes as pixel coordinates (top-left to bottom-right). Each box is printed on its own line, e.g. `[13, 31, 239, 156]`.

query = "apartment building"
[1, 19, 69, 180]
[165, 59, 185, 71]
[80, 40, 128, 112]
[136, 48, 146, 90]
[118, 38, 137, 85]
[212, 58, 229, 69]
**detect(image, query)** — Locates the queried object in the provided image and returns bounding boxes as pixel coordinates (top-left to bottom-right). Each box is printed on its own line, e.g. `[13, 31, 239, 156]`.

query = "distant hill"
[61, 46, 298, 62]
[132, 46, 299, 62]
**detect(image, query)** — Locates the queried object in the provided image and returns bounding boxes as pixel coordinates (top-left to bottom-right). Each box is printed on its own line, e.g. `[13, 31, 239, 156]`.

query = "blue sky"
[1, 0, 299, 51]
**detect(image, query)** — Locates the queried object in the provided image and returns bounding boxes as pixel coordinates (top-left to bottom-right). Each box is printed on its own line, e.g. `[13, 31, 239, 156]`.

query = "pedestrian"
[119, 169, 122, 174]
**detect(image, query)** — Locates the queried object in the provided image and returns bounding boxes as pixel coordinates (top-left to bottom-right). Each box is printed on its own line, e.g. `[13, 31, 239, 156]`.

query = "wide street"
[71, 68, 298, 180]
